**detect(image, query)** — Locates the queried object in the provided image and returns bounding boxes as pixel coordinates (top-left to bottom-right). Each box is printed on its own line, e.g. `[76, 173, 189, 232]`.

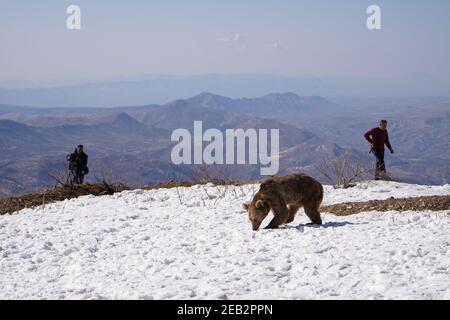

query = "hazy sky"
[1, 0, 449, 83]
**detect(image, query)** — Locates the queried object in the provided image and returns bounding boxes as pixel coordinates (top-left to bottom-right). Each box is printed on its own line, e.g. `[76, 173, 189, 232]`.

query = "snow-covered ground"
[0, 181, 449, 300]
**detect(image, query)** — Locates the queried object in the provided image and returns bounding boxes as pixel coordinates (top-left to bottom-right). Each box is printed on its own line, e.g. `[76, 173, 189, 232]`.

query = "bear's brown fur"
[243, 174, 323, 231]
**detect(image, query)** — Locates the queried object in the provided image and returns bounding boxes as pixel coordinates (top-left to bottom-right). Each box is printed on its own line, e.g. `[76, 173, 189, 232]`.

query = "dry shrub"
[315, 153, 370, 189]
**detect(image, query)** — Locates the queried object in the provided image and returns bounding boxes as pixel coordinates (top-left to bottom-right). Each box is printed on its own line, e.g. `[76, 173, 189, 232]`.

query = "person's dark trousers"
[76, 172, 85, 184]
[71, 170, 85, 184]
[372, 148, 386, 180]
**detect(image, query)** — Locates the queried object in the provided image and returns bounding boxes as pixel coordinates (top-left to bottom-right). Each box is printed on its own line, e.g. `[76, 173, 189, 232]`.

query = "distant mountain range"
[0, 92, 449, 197]
[0, 74, 449, 107]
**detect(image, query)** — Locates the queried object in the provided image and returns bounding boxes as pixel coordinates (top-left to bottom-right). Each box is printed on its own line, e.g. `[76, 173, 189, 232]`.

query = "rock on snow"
[0, 181, 449, 299]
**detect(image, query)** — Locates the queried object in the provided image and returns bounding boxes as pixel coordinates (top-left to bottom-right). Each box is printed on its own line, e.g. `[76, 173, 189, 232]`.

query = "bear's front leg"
[264, 214, 288, 229]
[264, 196, 289, 229]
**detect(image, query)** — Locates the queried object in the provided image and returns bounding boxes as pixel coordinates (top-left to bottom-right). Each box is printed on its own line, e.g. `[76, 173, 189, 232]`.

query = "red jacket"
[364, 127, 393, 151]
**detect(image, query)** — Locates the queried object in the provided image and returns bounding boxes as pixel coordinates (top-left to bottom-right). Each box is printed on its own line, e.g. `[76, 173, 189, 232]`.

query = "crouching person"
[66, 144, 89, 184]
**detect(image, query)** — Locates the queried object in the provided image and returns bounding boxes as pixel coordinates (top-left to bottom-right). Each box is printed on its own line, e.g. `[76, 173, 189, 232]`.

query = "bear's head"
[242, 199, 270, 231]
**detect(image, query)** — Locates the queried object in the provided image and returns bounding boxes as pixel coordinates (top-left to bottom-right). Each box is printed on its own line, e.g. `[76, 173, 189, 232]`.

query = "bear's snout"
[250, 218, 263, 231]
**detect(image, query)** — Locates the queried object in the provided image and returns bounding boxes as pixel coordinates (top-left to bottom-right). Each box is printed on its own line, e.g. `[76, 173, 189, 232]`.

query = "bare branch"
[315, 153, 370, 189]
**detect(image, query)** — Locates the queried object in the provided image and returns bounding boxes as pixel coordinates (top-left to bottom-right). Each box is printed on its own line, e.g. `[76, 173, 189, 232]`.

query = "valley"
[0, 93, 449, 198]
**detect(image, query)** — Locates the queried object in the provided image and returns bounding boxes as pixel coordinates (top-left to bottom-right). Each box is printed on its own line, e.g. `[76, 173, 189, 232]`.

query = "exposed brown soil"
[0, 180, 257, 215]
[142, 179, 261, 190]
[2, 180, 448, 217]
[0, 183, 128, 215]
[320, 195, 450, 216]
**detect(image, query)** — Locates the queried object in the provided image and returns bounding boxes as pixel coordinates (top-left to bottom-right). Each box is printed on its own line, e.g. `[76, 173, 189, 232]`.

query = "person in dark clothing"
[364, 120, 394, 180]
[66, 145, 89, 184]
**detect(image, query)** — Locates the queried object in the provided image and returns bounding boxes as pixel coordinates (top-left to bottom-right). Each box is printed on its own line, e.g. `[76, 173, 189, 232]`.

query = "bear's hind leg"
[304, 205, 322, 225]
[286, 205, 301, 223]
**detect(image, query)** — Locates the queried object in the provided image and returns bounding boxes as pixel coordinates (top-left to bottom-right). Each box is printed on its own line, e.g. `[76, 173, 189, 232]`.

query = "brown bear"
[242, 174, 323, 231]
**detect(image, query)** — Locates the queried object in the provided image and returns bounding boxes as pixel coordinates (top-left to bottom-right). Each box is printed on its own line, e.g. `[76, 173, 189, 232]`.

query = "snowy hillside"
[1, 181, 449, 299]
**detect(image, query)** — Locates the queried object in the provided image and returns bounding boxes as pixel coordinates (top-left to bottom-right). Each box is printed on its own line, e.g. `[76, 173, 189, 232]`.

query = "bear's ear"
[242, 203, 249, 210]
[255, 200, 266, 209]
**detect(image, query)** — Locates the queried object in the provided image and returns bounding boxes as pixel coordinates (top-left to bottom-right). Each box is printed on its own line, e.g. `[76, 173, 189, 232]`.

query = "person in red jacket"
[364, 120, 394, 180]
